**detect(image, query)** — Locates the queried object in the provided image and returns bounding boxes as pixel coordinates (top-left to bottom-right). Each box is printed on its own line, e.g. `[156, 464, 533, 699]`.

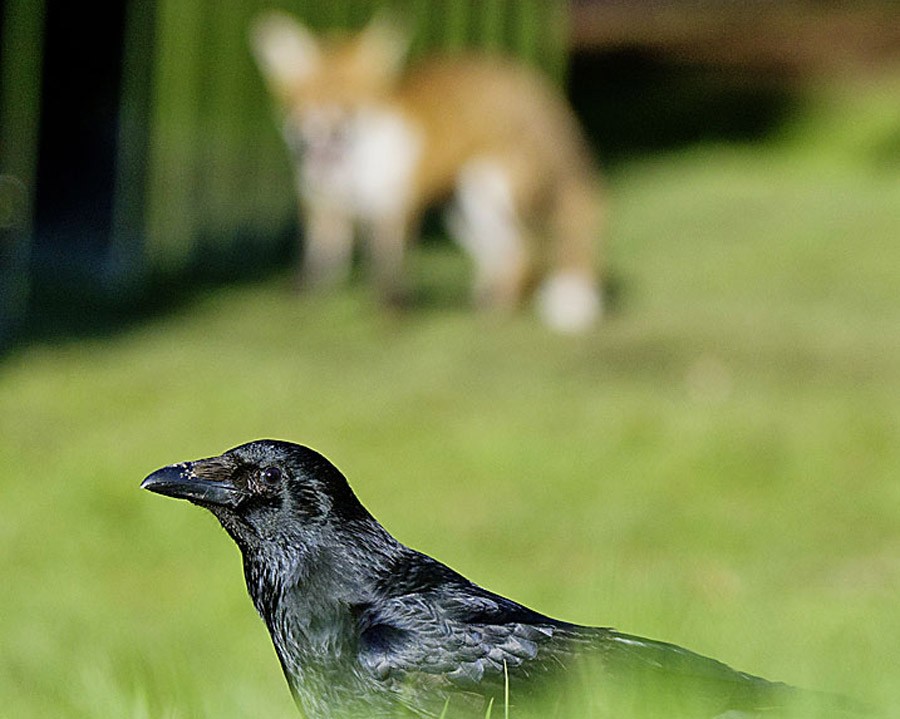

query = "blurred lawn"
[2, 74, 899, 717]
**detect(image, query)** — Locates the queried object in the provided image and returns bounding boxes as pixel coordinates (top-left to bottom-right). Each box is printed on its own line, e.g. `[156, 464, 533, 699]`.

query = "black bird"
[141, 440, 849, 719]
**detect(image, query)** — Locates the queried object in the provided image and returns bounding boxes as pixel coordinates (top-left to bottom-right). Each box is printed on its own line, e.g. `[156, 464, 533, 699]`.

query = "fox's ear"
[354, 12, 411, 83]
[249, 11, 320, 97]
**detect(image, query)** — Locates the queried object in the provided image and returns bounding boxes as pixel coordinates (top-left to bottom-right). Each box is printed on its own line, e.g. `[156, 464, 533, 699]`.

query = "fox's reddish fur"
[251, 11, 604, 331]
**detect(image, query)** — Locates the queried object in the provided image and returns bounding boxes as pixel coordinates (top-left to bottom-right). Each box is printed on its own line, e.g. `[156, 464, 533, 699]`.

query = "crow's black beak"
[141, 461, 246, 508]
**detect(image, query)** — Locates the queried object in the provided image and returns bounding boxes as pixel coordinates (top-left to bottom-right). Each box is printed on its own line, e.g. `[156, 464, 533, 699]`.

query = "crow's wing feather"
[356, 552, 577, 692]
[356, 590, 563, 688]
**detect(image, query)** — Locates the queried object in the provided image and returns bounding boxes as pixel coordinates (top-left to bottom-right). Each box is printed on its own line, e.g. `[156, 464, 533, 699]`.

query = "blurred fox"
[250, 11, 604, 332]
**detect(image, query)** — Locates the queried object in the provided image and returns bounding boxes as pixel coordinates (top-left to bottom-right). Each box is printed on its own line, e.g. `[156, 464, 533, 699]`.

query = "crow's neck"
[242, 518, 402, 684]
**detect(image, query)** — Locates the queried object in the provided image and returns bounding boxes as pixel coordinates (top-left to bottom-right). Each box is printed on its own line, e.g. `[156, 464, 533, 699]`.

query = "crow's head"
[141, 440, 372, 553]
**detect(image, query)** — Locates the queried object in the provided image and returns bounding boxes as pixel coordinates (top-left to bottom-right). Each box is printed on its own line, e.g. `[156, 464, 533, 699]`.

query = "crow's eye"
[260, 466, 283, 487]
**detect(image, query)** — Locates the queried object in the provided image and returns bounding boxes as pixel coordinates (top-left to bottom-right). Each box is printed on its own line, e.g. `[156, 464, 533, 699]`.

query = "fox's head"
[250, 11, 411, 170]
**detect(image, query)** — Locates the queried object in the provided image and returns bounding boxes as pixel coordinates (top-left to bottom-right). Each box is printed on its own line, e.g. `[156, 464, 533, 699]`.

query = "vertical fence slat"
[441, 0, 471, 52]
[0, 0, 45, 335]
[145, 0, 205, 274]
[109, 0, 156, 286]
[510, 0, 540, 71]
[406, 0, 430, 59]
[1, 0, 45, 194]
[248, 0, 297, 243]
[201, 1, 255, 253]
[476, 0, 505, 52]
[541, 0, 570, 83]
[248, 0, 299, 242]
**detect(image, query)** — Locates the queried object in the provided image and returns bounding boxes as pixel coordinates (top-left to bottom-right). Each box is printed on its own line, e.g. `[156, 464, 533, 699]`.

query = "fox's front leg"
[365, 212, 412, 306]
[299, 202, 354, 291]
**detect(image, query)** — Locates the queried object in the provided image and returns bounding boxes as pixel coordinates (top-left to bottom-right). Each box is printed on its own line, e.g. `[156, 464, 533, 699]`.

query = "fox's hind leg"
[537, 175, 603, 333]
[448, 159, 529, 313]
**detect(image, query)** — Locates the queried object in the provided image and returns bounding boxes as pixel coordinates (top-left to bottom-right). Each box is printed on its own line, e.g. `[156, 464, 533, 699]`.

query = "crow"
[142, 439, 855, 719]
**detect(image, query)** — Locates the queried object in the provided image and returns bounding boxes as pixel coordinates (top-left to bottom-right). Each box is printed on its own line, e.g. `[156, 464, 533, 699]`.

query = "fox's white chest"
[291, 106, 421, 220]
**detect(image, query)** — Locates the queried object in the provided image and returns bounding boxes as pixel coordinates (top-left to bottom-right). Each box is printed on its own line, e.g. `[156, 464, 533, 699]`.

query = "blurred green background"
[2, 1, 900, 717]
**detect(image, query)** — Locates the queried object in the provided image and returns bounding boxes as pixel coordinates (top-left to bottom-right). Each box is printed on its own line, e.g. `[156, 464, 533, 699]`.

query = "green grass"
[2, 73, 900, 717]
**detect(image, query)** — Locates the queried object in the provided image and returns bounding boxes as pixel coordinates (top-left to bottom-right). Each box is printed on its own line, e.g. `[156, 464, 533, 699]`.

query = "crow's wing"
[356, 556, 802, 717]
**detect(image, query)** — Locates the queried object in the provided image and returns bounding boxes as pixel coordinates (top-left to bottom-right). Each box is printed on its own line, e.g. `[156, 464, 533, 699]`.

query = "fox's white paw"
[537, 272, 602, 333]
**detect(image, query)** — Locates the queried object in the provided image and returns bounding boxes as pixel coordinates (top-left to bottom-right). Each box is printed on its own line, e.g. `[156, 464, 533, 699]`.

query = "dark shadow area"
[31, 1, 128, 286]
[567, 47, 800, 168]
[21, 227, 295, 349]
[0, 177, 30, 347]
